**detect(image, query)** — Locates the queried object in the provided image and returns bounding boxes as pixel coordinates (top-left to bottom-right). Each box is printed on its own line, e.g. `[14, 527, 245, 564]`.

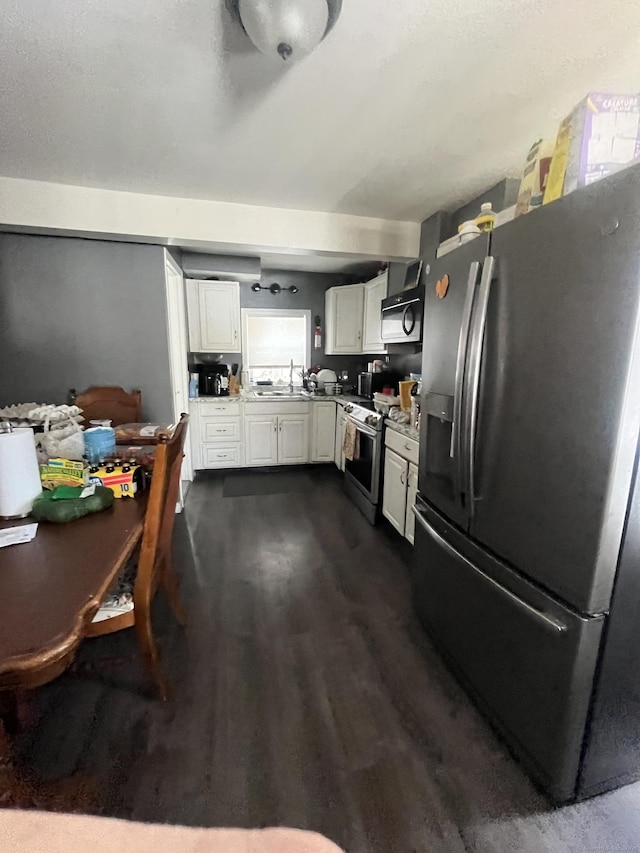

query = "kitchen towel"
[342, 421, 360, 462]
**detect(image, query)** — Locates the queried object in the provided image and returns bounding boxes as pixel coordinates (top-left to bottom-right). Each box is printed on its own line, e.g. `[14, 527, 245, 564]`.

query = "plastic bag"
[37, 413, 85, 461]
[31, 485, 115, 523]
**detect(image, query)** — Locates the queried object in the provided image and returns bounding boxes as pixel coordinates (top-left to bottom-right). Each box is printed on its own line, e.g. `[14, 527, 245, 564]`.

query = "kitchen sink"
[251, 390, 306, 400]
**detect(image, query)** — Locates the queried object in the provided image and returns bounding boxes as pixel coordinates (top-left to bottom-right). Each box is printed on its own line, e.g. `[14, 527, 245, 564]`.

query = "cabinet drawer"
[196, 401, 241, 416]
[202, 445, 241, 468]
[385, 427, 419, 465]
[201, 417, 241, 442]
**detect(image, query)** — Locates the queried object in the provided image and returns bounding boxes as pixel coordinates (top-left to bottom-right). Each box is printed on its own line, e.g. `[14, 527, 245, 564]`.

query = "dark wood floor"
[12, 468, 640, 851]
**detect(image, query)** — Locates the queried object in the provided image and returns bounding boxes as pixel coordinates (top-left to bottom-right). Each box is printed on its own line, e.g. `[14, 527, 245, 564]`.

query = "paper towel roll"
[0, 428, 43, 518]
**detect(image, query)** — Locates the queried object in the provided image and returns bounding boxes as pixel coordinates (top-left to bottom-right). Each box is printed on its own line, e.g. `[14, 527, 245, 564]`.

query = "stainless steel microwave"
[380, 284, 425, 344]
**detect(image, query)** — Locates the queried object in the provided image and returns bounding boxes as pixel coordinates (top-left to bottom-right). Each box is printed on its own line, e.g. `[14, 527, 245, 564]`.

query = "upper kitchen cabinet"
[186, 279, 241, 352]
[362, 272, 388, 354]
[325, 284, 364, 354]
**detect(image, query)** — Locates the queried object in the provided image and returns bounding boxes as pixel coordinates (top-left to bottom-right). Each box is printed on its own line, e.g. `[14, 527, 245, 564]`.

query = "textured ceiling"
[1, 0, 639, 222]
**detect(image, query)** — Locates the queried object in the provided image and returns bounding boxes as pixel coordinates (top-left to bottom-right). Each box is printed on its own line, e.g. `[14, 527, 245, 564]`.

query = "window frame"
[241, 307, 311, 384]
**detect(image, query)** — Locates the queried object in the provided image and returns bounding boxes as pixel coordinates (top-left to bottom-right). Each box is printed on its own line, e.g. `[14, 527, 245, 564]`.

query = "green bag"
[31, 486, 115, 523]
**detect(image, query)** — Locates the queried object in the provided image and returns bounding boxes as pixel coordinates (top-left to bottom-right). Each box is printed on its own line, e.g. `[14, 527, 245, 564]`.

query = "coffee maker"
[198, 364, 230, 397]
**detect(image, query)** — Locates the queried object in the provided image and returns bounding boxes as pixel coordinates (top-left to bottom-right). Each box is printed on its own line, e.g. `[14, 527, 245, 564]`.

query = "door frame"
[164, 250, 192, 509]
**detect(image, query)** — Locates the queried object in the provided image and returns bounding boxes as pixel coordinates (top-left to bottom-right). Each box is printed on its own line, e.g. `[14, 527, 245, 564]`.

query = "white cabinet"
[244, 415, 279, 466]
[278, 415, 309, 464]
[382, 429, 420, 543]
[362, 272, 388, 354]
[243, 402, 310, 467]
[404, 463, 419, 545]
[186, 279, 241, 352]
[311, 401, 337, 463]
[383, 448, 409, 534]
[190, 400, 243, 470]
[325, 284, 364, 354]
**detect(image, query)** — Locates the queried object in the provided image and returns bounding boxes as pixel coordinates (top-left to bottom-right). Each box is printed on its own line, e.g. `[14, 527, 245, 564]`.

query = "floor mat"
[222, 470, 315, 497]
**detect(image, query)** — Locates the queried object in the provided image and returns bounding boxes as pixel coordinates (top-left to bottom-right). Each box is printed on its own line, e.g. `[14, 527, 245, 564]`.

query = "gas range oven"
[342, 401, 384, 525]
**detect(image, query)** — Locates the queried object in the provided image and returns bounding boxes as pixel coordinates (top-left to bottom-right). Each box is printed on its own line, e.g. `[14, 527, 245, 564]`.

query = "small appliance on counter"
[198, 364, 230, 397]
[357, 370, 401, 399]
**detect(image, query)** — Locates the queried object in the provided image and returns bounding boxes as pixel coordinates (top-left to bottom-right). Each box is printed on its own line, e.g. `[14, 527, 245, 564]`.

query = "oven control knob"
[345, 405, 354, 414]
[365, 414, 376, 426]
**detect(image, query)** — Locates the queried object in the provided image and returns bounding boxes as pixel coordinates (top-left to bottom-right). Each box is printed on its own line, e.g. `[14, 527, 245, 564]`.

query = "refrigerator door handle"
[411, 503, 569, 634]
[464, 256, 495, 516]
[450, 261, 481, 472]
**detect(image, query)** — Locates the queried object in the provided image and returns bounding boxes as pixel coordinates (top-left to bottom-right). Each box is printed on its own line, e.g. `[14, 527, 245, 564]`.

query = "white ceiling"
[1, 0, 639, 223]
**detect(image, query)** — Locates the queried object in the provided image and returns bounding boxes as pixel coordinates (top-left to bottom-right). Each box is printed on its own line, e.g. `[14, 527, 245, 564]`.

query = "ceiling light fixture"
[251, 282, 299, 294]
[226, 0, 342, 63]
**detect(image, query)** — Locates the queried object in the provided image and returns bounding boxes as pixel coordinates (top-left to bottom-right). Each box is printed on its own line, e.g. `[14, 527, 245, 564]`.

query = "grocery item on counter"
[189, 373, 199, 398]
[399, 380, 416, 411]
[87, 459, 143, 498]
[31, 485, 114, 523]
[545, 92, 640, 203]
[84, 425, 116, 464]
[475, 202, 496, 232]
[108, 445, 156, 471]
[39, 458, 88, 489]
[115, 422, 175, 445]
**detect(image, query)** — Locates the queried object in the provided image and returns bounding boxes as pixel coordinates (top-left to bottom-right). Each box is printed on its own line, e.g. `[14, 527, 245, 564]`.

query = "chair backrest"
[133, 414, 189, 608]
[74, 386, 142, 426]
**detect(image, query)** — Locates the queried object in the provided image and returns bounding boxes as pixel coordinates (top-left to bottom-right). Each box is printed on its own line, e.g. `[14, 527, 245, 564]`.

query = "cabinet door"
[278, 415, 309, 465]
[198, 281, 240, 352]
[244, 415, 278, 466]
[326, 285, 364, 354]
[382, 448, 408, 534]
[362, 273, 388, 354]
[312, 402, 337, 463]
[404, 462, 419, 545]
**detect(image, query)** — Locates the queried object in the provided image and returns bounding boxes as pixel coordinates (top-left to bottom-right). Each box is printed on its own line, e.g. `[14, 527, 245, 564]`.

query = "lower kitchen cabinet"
[382, 428, 420, 543]
[244, 415, 279, 466]
[383, 448, 409, 534]
[404, 461, 419, 544]
[311, 401, 337, 463]
[278, 414, 309, 464]
[244, 410, 310, 466]
[190, 400, 243, 470]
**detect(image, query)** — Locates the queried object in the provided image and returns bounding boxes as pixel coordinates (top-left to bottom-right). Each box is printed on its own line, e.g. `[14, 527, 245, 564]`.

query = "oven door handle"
[348, 417, 378, 439]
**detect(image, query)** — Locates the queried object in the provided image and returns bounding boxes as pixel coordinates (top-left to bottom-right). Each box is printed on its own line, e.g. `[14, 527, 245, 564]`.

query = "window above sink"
[241, 308, 311, 386]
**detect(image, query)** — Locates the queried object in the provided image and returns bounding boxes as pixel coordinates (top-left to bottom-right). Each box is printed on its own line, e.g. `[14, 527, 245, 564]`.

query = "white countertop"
[385, 418, 420, 442]
[189, 392, 366, 405]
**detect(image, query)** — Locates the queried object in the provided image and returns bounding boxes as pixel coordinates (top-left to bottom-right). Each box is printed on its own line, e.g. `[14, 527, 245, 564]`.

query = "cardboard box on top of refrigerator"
[515, 138, 555, 217]
[544, 92, 640, 204]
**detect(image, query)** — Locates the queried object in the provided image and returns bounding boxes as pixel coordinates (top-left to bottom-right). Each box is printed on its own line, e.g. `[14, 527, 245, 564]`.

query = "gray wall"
[189, 267, 381, 391]
[0, 234, 174, 421]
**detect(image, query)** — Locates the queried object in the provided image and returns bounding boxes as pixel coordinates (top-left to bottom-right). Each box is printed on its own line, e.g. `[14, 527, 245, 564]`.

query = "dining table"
[0, 497, 146, 694]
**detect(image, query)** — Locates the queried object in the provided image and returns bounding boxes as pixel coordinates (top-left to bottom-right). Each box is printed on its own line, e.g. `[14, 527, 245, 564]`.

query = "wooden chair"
[73, 386, 142, 426]
[85, 413, 189, 701]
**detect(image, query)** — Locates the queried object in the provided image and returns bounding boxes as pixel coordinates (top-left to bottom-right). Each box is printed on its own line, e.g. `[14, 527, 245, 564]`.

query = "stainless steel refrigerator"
[413, 163, 640, 803]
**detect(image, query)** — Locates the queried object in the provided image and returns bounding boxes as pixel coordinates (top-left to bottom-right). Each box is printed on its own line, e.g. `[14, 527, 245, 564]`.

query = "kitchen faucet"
[289, 358, 294, 393]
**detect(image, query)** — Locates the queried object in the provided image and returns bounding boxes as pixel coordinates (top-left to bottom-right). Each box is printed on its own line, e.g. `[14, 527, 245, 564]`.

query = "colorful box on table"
[87, 462, 142, 498]
[40, 458, 88, 489]
[545, 92, 640, 203]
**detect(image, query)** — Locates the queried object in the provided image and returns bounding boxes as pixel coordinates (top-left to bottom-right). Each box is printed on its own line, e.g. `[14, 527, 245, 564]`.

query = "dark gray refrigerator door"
[470, 166, 640, 614]
[412, 496, 604, 803]
[419, 237, 489, 530]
